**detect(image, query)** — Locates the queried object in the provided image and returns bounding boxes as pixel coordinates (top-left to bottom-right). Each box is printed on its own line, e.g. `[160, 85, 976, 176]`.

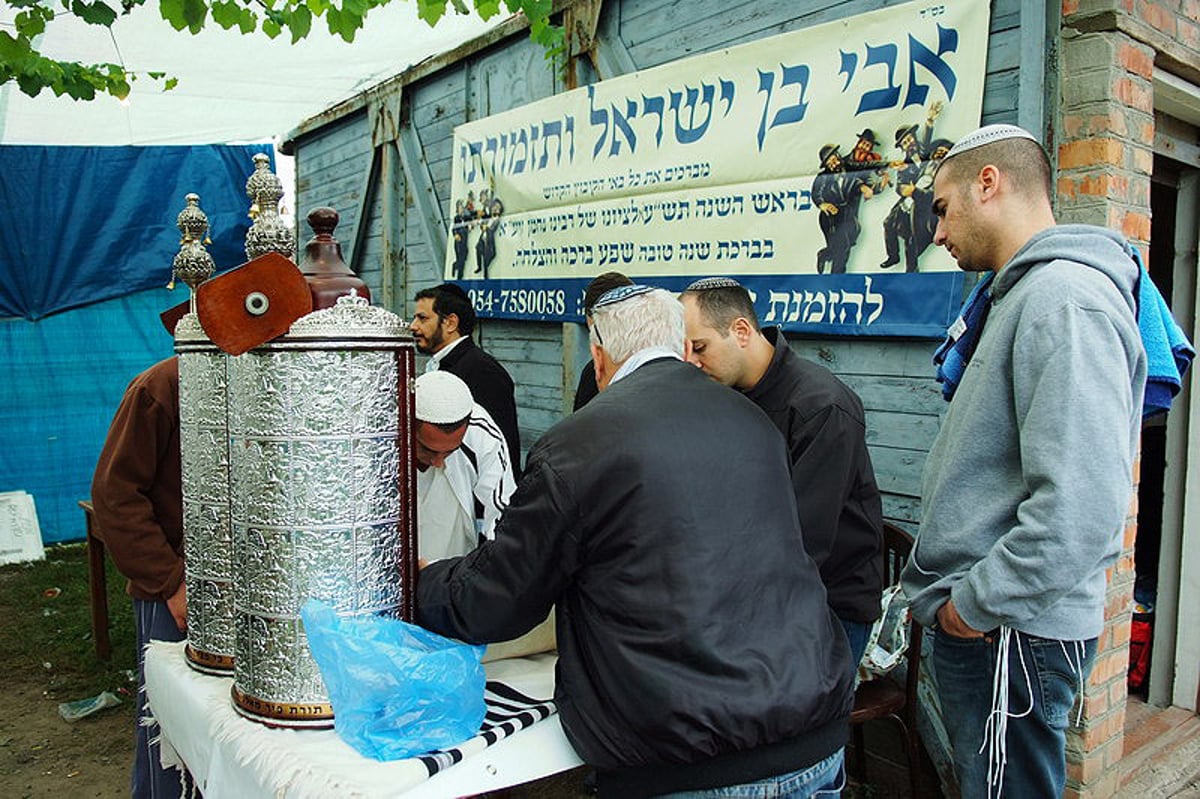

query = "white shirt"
[416, 403, 516, 561]
[609, 346, 683, 386]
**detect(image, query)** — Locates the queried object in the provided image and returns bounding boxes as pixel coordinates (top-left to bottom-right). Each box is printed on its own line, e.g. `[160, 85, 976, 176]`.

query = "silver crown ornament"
[244, 152, 295, 261]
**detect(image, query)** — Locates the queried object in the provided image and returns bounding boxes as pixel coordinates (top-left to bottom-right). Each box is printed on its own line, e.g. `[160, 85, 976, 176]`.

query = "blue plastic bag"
[300, 598, 487, 761]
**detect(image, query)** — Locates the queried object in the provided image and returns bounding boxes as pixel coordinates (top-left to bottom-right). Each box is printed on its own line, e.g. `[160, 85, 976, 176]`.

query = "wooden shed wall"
[288, 0, 1044, 527]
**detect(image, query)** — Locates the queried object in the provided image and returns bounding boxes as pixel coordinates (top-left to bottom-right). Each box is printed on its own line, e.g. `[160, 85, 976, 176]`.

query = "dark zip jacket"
[744, 328, 884, 623]
[438, 336, 522, 475]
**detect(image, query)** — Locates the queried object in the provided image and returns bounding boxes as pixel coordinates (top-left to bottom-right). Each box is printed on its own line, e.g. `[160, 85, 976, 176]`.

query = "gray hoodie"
[902, 224, 1147, 641]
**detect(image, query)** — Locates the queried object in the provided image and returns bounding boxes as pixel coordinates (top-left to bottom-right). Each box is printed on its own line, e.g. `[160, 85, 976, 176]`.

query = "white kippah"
[945, 124, 1038, 160]
[415, 371, 473, 424]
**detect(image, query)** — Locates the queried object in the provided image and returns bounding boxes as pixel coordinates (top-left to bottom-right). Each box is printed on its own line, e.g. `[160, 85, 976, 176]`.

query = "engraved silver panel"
[229, 296, 415, 725]
[176, 313, 235, 672]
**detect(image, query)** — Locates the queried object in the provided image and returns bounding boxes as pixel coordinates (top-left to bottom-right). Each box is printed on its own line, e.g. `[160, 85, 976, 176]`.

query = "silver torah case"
[175, 312, 237, 675]
[227, 293, 416, 728]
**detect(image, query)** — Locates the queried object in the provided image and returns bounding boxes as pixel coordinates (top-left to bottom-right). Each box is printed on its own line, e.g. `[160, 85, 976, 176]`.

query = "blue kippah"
[684, 277, 742, 291]
[593, 283, 656, 309]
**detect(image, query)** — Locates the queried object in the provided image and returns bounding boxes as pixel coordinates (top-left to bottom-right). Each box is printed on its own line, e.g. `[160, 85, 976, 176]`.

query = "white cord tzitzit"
[1060, 639, 1087, 726]
[981, 632, 1091, 798]
[979, 626, 1034, 799]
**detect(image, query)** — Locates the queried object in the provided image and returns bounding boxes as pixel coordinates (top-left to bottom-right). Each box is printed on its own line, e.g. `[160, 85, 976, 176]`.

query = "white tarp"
[0, 2, 502, 145]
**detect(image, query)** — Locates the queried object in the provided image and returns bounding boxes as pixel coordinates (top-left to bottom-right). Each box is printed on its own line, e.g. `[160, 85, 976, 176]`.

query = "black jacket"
[438, 336, 522, 474]
[744, 328, 884, 623]
[418, 358, 852, 796]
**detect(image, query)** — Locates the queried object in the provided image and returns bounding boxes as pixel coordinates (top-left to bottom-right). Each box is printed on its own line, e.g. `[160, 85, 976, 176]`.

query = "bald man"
[901, 124, 1146, 797]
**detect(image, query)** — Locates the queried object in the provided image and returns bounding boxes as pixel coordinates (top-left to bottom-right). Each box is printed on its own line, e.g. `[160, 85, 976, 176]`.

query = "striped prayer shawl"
[416, 680, 557, 777]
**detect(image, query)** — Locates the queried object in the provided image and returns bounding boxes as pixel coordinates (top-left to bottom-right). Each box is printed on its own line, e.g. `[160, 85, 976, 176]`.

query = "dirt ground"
[0, 546, 139, 798]
[0, 680, 134, 798]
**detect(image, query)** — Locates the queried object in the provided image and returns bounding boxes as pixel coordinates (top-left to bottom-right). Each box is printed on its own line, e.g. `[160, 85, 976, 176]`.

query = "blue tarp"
[0, 287, 179, 543]
[0, 143, 273, 543]
[0, 144, 267, 320]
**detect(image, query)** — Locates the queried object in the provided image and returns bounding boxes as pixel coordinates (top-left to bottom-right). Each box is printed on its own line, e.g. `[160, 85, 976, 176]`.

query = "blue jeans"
[659, 748, 844, 798]
[132, 599, 189, 799]
[931, 628, 1096, 799]
[838, 618, 870, 673]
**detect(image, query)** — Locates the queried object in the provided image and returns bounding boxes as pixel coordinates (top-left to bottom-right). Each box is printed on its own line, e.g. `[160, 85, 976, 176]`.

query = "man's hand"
[936, 599, 983, 639]
[167, 583, 187, 632]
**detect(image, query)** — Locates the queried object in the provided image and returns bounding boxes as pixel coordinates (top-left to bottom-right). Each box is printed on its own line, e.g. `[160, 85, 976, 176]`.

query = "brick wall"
[1056, 0, 1196, 796]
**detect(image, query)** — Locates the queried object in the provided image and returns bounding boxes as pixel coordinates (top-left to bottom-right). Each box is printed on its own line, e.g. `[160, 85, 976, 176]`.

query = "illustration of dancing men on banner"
[813, 101, 953, 275]
[450, 190, 506, 281]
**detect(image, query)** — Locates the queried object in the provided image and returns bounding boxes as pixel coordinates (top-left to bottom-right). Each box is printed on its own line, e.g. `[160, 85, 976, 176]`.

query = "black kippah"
[684, 277, 742, 292]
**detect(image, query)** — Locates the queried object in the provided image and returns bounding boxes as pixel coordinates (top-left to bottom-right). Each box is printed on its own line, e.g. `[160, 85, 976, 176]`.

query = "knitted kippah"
[415, 371, 473, 424]
[684, 277, 742, 291]
[593, 283, 656, 309]
[945, 124, 1038, 160]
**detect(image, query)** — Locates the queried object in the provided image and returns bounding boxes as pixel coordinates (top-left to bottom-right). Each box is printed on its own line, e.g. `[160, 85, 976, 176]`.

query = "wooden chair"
[79, 500, 112, 659]
[849, 521, 923, 797]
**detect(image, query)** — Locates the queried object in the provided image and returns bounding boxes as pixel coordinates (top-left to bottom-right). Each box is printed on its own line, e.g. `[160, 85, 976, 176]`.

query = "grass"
[0, 542, 138, 703]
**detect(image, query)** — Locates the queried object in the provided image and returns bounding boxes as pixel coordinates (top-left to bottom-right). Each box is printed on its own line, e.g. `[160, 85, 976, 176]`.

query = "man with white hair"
[418, 285, 852, 798]
[414, 371, 515, 561]
[901, 125, 1146, 797]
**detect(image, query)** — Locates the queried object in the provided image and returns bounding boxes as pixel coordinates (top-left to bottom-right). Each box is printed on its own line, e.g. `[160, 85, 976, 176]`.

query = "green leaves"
[474, 0, 500, 18]
[415, 0, 446, 26]
[2, 0, 566, 102]
[323, 4, 362, 43]
[286, 3, 311, 41]
[70, 0, 118, 26]
[14, 6, 54, 37]
[211, 0, 256, 34]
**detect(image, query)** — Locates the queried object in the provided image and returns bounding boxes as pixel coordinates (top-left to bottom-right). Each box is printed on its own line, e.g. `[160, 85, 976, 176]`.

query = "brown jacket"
[91, 357, 183, 602]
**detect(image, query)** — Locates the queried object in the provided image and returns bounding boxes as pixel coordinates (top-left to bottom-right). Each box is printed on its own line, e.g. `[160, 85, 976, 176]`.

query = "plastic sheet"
[300, 599, 487, 761]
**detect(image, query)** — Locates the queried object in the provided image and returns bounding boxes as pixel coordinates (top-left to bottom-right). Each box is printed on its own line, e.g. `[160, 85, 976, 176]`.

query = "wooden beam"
[397, 106, 449, 270]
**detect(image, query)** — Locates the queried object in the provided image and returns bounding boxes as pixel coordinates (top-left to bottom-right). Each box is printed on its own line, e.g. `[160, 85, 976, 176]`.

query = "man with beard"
[450, 199, 470, 280]
[912, 138, 955, 256]
[410, 283, 521, 474]
[845, 128, 891, 194]
[880, 102, 942, 272]
[812, 144, 874, 274]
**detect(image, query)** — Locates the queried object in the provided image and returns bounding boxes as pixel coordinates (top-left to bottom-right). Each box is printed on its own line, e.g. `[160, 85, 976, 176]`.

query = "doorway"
[1142, 150, 1200, 711]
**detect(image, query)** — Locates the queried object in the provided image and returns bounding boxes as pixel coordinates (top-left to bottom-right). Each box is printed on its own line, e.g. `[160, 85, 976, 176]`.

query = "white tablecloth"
[144, 641, 582, 798]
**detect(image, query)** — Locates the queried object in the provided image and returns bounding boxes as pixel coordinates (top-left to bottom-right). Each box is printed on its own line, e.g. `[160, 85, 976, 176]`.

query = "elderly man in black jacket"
[680, 278, 884, 670]
[418, 285, 852, 799]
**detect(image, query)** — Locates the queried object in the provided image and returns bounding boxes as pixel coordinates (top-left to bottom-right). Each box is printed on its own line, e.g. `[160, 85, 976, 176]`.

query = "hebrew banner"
[444, 0, 990, 336]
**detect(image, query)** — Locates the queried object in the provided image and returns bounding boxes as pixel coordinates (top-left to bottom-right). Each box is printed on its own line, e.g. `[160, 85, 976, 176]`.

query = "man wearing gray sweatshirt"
[901, 125, 1146, 798]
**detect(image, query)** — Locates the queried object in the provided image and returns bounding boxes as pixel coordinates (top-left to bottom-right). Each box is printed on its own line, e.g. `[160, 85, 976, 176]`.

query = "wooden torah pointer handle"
[196, 252, 313, 355]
